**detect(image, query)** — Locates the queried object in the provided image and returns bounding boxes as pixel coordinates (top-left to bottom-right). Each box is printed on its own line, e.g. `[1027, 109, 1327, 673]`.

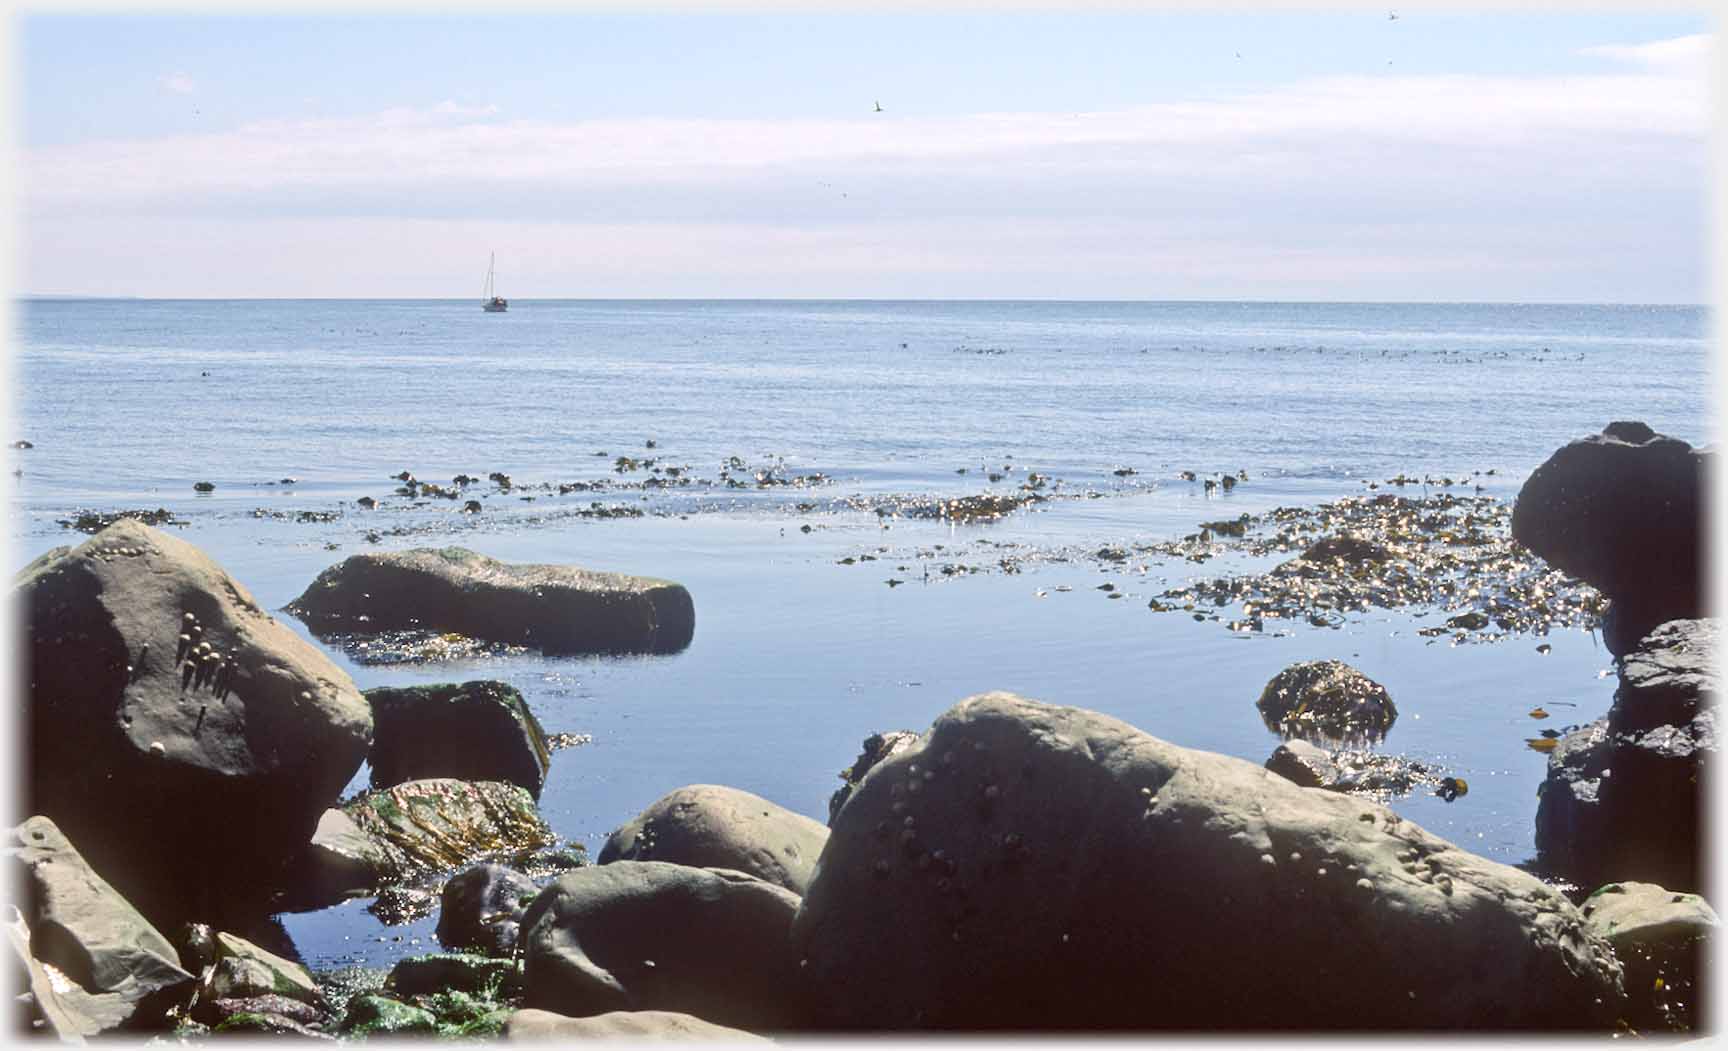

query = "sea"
[5, 298, 1712, 970]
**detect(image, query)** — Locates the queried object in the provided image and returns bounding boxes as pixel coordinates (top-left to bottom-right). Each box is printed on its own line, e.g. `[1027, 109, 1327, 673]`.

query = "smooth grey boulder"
[195, 931, 324, 1008]
[1580, 881, 1716, 1032]
[506, 1007, 772, 1041]
[792, 692, 1625, 1030]
[366, 681, 552, 798]
[827, 730, 920, 823]
[286, 546, 695, 655]
[1535, 619, 1716, 892]
[520, 861, 804, 1031]
[599, 785, 829, 896]
[437, 863, 543, 956]
[16, 520, 373, 928]
[5, 815, 196, 1036]
[1255, 660, 1397, 745]
[1511, 422, 1707, 656]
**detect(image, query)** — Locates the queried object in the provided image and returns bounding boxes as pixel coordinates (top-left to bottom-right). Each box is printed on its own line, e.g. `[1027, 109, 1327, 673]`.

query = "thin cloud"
[1578, 33, 1710, 74]
[162, 71, 196, 95]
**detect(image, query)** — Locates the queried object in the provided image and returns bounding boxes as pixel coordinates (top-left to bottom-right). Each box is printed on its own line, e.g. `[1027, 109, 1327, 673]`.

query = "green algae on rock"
[340, 779, 554, 883]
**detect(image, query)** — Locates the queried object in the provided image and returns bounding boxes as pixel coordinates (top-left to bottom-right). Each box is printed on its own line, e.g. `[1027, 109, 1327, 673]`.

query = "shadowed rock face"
[366, 681, 552, 798]
[1536, 619, 1716, 893]
[15, 520, 373, 929]
[792, 692, 1624, 1031]
[1256, 660, 1397, 746]
[599, 785, 830, 896]
[1511, 422, 1708, 655]
[285, 546, 695, 656]
[506, 1008, 772, 1042]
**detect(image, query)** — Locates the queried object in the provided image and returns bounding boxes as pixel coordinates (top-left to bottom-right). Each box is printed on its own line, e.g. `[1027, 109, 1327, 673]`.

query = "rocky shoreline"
[6, 422, 1714, 1039]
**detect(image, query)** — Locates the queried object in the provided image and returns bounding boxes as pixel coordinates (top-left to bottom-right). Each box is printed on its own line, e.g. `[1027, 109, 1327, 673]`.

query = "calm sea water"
[6, 299, 1711, 968]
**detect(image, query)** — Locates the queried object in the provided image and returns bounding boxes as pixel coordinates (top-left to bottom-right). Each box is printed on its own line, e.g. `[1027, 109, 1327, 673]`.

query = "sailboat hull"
[483, 300, 508, 312]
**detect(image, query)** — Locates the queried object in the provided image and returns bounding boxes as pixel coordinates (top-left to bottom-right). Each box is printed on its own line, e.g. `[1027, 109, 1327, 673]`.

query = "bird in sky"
[874, 100, 883, 112]
[1389, 10, 1399, 19]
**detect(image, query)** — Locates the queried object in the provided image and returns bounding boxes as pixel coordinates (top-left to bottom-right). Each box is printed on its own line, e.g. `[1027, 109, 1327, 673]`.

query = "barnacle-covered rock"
[599, 785, 829, 896]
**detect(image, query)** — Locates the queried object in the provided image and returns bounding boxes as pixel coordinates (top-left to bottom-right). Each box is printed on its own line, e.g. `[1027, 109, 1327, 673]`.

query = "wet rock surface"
[1512, 422, 1708, 656]
[338, 779, 555, 885]
[520, 861, 804, 1031]
[1255, 660, 1397, 746]
[1579, 881, 1716, 1033]
[599, 784, 830, 896]
[1264, 740, 1445, 800]
[5, 815, 196, 1036]
[286, 545, 696, 657]
[1535, 619, 1716, 892]
[792, 692, 1624, 1030]
[15, 519, 374, 930]
[366, 681, 552, 798]
[828, 730, 921, 821]
[436, 864, 542, 957]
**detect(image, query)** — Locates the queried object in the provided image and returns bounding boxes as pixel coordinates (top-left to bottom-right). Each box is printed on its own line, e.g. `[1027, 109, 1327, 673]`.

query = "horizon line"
[14, 295, 1708, 308]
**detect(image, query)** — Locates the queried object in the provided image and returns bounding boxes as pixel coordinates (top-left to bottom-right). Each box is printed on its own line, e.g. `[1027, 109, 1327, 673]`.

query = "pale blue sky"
[15, 8, 1716, 300]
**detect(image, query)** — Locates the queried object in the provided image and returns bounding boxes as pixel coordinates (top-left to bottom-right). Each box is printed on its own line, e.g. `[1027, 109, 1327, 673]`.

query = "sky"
[10, 6, 1717, 301]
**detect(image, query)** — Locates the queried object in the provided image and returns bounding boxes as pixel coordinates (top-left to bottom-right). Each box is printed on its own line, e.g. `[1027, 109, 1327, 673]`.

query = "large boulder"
[1535, 619, 1716, 892]
[792, 692, 1624, 1030]
[436, 863, 543, 956]
[366, 681, 552, 798]
[519, 861, 803, 1031]
[285, 546, 695, 655]
[599, 785, 829, 896]
[5, 815, 197, 1035]
[1255, 660, 1396, 745]
[1580, 881, 1716, 1032]
[15, 520, 373, 927]
[506, 1007, 772, 1041]
[1511, 422, 1707, 655]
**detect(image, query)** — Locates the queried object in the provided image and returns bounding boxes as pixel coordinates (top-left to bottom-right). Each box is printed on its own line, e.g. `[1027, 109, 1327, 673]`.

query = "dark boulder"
[15, 520, 373, 929]
[1255, 660, 1397, 746]
[1292, 533, 1395, 565]
[828, 730, 920, 822]
[387, 952, 523, 998]
[1535, 619, 1716, 892]
[285, 546, 695, 656]
[1579, 881, 1717, 1033]
[1511, 423, 1707, 656]
[366, 681, 552, 798]
[600, 785, 829, 895]
[520, 861, 804, 1031]
[5, 815, 196, 1036]
[436, 864, 542, 956]
[792, 691, 1623, 1030]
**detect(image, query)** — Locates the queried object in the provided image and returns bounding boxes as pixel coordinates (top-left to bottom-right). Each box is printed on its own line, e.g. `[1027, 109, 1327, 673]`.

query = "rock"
[203, 994, 326, 1027]
[387, 952, 523, 998]
[506, 1007, 772, 1041]
[1255, 660, 1397, 745]
[198, 931, 324, 1009]
[520, 861, 804, 1031]
[828, 730, 920, 822]
[1581, 881, 1716, 1032]
[1511, 423, 1707, 655]
[600, 785, 829, 896]
[192, 481, 215, 492]
[792, 691, 1624, 1030]
[437, 863, 542, 956]
[1292, 533, 1393, 565]
[285, 546, 696, 656]
[1265, 742, 1442, 799]
[366, 681, 552, 798]
[6, 904, 104, 1041]
[293, 808, 389, 904]
[1536, 620, 1716, 892]
[1264, 739, 1336, 787]
[4, 815, 196, 1035]
[210, 1011, 331, 1037]
[339, 779, 554, 884]
[340, 993, 438, 1036]
[15, 520, 373, 928]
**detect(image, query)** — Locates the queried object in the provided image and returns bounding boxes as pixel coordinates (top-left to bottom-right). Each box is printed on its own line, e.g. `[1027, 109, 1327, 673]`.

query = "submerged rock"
[1264, 741, 1442, 800]
[285, 546, 695, 656]
[600, 785, 829, 896]
[1535, 619, 1716, 892]
[436, 864, 542, 957]
[1255, 660, 1397, 746]
[5, 815, 196, 1036]
[15, 520, 373, 929]
[792, 691, 1624, 1030]
[520, 861, 804, 1031]
[1512, 422, 1708, 656]
[366, 681, 552, 798]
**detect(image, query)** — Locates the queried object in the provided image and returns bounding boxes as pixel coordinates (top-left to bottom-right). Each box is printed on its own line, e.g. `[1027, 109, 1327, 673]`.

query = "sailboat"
[482, 253, 507, 312]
